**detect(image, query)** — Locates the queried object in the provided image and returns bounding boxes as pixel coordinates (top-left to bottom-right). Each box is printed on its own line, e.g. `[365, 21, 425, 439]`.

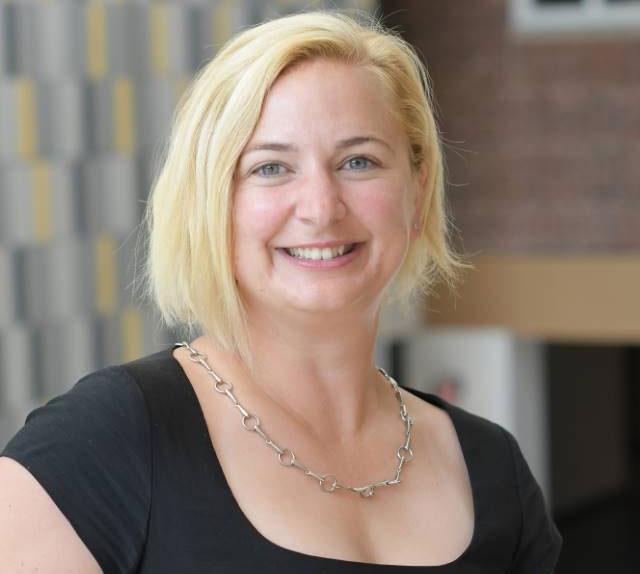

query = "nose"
[294, 165, 347, 228]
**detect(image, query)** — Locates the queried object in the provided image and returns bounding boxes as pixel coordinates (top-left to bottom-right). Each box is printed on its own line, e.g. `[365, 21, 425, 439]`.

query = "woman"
[0, 10, 563, 573]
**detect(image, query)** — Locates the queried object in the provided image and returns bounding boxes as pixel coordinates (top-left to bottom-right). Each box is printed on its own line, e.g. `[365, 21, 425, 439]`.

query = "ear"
[410, 162, 429, 239]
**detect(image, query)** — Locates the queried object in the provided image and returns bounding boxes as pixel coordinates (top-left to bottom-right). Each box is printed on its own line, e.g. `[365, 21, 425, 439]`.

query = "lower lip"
[277, 243, 363, 268]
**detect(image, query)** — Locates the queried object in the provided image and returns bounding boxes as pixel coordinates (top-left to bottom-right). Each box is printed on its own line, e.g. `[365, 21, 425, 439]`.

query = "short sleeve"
[0, 365, 151, 574]
[501, 427, 563, 574]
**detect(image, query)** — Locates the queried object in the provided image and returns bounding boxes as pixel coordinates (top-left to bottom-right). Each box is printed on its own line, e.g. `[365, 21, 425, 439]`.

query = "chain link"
[177, 340, 414, 498]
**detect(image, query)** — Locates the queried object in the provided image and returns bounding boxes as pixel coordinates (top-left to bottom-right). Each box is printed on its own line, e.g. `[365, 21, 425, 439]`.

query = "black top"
[1, 345, 563, 573]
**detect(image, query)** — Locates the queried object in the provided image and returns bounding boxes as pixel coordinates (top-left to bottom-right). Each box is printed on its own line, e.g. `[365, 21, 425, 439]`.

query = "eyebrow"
[242, 135, 393, 156]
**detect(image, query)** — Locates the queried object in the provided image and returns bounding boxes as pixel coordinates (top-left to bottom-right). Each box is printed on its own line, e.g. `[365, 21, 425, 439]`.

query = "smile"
[284, 243, 357, 261]
[276, 242, 363, 268]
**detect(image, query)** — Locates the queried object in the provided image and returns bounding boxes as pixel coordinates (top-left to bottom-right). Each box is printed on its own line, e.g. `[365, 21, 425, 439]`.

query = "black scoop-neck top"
[2, 345, 563, 573]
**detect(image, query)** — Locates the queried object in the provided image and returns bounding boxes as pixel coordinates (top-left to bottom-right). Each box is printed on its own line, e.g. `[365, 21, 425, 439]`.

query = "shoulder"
[1, 360, 153, 505]
[402, 386, 562, 571]
[401, 385, 510, 457]
[1, 362, 154, 574]
[4, 363, 150, 459]
[405, 385, 543, 495]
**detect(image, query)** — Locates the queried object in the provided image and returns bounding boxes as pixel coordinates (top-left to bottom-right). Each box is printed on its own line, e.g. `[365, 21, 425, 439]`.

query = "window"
[509, 0, 640, 35]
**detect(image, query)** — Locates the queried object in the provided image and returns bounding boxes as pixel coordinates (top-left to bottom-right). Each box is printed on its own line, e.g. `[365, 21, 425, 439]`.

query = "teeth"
[285, 244, 354, 260]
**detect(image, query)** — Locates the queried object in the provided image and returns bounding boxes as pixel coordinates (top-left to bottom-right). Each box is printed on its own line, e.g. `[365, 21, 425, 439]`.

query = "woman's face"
[232, 58, 425, 319]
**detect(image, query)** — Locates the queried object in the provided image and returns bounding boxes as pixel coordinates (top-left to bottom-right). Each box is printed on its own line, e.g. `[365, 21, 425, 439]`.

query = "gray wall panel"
[0, 327, 35, 410]
[50, 164, 76, 239]
[48, 83, 85, 159]
[0, 81, 18, 161]
[2, 166, 34, 245]
[0, 248, 14, 328]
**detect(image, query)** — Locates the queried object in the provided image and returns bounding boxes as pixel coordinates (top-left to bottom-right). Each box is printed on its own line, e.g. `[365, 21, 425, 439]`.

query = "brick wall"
[382, 0, 640, 253]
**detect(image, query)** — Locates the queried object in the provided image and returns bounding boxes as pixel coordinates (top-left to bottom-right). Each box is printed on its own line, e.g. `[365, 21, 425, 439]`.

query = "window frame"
[509, 0, 640, 36]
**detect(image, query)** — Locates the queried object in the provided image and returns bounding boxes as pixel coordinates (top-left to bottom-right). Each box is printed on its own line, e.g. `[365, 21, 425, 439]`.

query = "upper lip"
[279, 240, 360, 249]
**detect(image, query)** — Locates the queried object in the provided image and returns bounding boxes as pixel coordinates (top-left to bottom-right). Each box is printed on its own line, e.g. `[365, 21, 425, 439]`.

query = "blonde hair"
[140, 9, 472, 373]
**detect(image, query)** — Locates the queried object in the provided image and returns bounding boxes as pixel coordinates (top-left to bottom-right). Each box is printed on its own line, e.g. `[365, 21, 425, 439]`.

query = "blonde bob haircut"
[141, 9, 472, 374]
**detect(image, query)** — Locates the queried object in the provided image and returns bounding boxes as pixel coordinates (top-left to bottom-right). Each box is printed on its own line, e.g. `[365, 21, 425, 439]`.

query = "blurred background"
[0, 1, 638, 572]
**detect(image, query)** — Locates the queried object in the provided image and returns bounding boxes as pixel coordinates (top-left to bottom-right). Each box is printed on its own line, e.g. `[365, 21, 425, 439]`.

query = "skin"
[215, 57, 428, 450]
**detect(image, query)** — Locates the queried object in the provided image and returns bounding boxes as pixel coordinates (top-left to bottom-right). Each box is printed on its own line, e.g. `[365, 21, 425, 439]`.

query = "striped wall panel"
[0, 0, 378, 445]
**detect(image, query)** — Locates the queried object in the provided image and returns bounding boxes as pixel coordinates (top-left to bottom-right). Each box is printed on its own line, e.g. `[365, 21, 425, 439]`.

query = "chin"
[288, 292, 372, 314]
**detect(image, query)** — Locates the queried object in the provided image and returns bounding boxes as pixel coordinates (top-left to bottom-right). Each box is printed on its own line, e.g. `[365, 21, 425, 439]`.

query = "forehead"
[250, 58, 403, 140]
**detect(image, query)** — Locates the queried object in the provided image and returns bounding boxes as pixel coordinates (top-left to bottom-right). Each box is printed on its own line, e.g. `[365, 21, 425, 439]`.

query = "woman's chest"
[224, 467, 474, 567]
[198, 390, 476, 567]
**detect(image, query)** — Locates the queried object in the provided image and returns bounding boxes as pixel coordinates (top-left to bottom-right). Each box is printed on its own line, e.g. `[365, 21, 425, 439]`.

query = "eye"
[251, 163, 288, 178]
[343, 156, 377, 171]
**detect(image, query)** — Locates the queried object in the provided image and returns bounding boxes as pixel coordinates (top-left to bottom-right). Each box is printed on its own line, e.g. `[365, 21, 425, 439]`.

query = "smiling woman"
[141, 10, 470, 375]
[0, 8, 562, 574]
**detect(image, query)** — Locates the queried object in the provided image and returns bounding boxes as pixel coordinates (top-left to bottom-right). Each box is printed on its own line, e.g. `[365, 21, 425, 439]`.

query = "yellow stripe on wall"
[121, 306, 142, 363]
[276, 0, 307, 10]
[150, 3, 169, 77]
[113, 76, 135, 153]
[95, 233, 117, 315]
[212, 0, 233, 49]
[86, 1, 107, 79]
[350, 0, 377, 11]
[32, 161, 52, 243]
[16, 78, 37, 159]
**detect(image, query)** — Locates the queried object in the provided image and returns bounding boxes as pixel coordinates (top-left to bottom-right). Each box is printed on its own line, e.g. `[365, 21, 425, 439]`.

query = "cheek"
[359, 186, 410, 232]
[233, 191, 289, 249]
[356, 187, 411, 270]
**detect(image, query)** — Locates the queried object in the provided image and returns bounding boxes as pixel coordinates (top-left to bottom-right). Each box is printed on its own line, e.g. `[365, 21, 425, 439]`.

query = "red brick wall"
[381, 0, 640, 253]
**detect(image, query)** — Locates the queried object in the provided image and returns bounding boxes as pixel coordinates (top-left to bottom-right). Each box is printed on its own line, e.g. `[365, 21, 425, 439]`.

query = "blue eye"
[344, 156, 376, 171]
[251, 156, 377, 178]
[253, 163, 286, 178]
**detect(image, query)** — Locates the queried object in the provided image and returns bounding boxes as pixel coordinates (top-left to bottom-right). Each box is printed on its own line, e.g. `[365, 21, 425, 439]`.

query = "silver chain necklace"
[176, 341, 415, 498]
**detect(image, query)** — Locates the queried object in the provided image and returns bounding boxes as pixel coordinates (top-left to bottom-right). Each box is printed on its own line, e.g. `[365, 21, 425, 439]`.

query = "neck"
[208, 305, 395, 448]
